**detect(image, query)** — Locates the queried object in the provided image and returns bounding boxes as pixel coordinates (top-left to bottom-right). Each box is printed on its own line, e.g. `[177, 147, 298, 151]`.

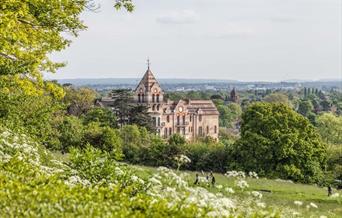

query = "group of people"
[194, 171, 216, 187]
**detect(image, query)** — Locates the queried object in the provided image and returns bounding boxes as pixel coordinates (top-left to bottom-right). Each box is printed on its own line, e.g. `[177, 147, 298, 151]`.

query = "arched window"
[156, 105, 160, 111]
[152, 94, 155, 102]
[156, 94, 160, 103]
[169, 127, 172, 136]
[190, 115, 192, 122]
[138, 94, 141, 103]
[152, 105, 155, 111]
[177, 116, 180, 125]
[214, 125, 217, 134]
[164, 128, 168, 138]
[182, 115, 186, 124]
[167, 115, 170, 123]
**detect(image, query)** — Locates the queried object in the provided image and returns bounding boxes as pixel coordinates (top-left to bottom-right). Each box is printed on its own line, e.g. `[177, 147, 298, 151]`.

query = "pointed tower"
[134, 59, 164, 105]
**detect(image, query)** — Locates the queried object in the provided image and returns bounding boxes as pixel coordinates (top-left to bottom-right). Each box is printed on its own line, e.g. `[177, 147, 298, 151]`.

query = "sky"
[47, 0, 342, 82]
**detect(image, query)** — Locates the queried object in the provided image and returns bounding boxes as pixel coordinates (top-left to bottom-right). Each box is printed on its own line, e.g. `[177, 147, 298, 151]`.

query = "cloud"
[212, 24, 256, 39]
[269, 15, 298, 23]
[156, 10, 200, 24]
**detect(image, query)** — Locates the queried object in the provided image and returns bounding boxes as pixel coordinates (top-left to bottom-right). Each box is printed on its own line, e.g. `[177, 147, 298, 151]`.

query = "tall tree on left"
[0, 0, 134, 77]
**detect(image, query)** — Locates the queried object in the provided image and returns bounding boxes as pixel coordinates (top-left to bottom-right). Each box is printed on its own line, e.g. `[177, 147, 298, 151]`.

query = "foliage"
[83, 122, 123, 158]
[110, 89, 154, 130]
[316, 113, 342, 145]
[0, 0, 132, 77]
[83, 107, 117, 128]
[263, 93, 290, 106]
[217, 103, 242, 128]
[2, 127, 340, 217]
[64, 86, 97, 116]
[232, 102, 327, 183]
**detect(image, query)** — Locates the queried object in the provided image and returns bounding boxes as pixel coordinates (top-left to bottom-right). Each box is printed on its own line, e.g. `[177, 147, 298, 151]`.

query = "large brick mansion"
[133, 64, 219, 141]
[97, 62, 219, 140]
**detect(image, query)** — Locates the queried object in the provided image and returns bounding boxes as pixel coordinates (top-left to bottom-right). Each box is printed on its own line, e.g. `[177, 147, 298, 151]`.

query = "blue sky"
[48, 0, 341, 81]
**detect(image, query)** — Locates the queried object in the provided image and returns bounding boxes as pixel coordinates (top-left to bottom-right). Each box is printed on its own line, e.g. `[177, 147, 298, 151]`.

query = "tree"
[316, 113, 342, 145]
[233, 102, 327, 183]
[0, 0, 133, 78]
[217, 103, 242, 128]
[297, 100, 314, 116]
[83, 107, 117, 128]
[263, 93, 290, 106]
[64, 87, 97, 116]
[56, 116, 84, 152]
[110, 89, 154, 130]
[83, 122, 123, 156]
[129, 105, 154, 131]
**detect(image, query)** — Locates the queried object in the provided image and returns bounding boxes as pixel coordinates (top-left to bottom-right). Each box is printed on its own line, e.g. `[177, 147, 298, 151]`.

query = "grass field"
[134, 165, 342, 217]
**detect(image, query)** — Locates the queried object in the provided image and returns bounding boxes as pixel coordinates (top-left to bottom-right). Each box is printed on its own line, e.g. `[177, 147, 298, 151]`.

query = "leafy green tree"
[233, 102, 327, 183]
[83, 122, 123, 156]
[56, 116, 84, 152]
[168, 134, 186, 146]
[297, 99, 314, 116]
[263, 93, 290, 106]
[64, 87, 97, 116]
[129, 105, 154, 131]
[83, 107, 117, 128]
[217, 103, 242, 128]
[316, 113, 342, 145]
[0, 0, 133, 78]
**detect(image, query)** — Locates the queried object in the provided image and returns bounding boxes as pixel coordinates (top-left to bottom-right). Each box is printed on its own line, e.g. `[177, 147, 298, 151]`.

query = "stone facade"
[134, 66, 219, 141]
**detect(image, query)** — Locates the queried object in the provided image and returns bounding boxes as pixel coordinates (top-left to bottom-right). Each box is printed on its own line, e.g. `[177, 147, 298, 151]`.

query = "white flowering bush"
[174, 154, 191, 171]
[1, 126, 339, 217]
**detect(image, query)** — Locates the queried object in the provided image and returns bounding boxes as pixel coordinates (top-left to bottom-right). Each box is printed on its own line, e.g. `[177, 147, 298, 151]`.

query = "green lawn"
[133, 165, 342, 217]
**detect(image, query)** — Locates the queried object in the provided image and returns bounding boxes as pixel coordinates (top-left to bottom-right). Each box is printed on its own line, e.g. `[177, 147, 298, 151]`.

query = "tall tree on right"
[232, 102, 327, 183]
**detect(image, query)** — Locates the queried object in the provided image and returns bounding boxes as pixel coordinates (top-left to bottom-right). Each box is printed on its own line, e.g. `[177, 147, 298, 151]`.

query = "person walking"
[194, 173, 199, 185]
[328, 185, 332, 196]
[210, 172, 216, 187]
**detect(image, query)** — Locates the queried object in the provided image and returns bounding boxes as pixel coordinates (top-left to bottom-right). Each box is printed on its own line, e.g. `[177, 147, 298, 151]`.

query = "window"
[152, 117, 156, 126]
[177, 127, 180, 133]
[157, 105, 160, 111]
[190, 115, 192, 122]
[164, 128, 168, 138]
[138, 94, 141, 103]
[167, 115, 170, 123]
[157, 117, 160, 126]
[177, 116, 180, 125]
[182, 115, 186, 124]
[199, 115, 202, 122]
[152, 105, 155, 111]
[182, 127, 185, 135]
[142, 94, 145, 102]
[152, 94, 155, 102]
[214, 125, 217, 134]
[188, 127, 191, 132]
[169, 128, 172, 136]
[198, 127, 203, 136]
[206, 126, 209, 134]
[156, 94, 160, 103]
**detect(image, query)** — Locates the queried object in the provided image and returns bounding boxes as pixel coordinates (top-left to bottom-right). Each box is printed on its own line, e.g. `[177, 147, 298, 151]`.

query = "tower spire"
[147, 58, 151, 70]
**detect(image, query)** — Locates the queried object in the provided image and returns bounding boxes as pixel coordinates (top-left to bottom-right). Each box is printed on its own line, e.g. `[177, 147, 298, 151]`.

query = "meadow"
[135, 165, 342, 217]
